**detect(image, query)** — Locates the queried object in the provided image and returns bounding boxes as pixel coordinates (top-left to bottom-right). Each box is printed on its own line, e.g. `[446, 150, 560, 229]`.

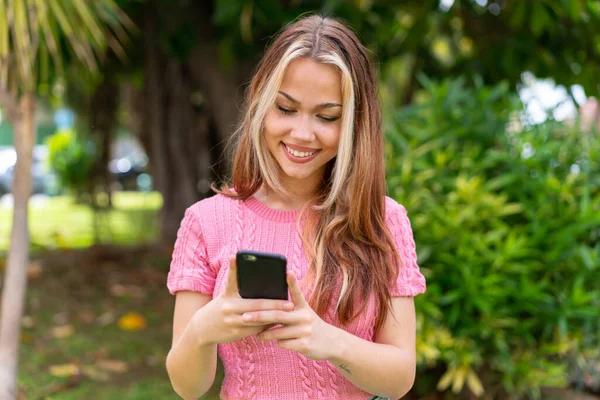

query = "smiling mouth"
[283, 143, 320, 158]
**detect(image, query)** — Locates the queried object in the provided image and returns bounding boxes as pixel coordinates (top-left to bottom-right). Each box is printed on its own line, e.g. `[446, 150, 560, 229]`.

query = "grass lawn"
[14, 246, 223, 400]
[0, 192, 163, 253]
[0, 192, 223, 399]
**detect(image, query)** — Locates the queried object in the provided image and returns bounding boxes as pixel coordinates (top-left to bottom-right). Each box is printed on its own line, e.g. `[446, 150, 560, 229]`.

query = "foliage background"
[386, 76, 600, 398]
[0, 0, 599, 399]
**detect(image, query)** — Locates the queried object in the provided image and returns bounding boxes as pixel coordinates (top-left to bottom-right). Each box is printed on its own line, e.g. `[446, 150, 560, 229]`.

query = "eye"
[276, 104, 295, 115]
[318, 116, 340, 123]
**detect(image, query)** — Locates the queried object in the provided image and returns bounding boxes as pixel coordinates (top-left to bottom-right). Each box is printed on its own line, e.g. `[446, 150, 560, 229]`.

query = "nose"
[290, 115, 316, 142]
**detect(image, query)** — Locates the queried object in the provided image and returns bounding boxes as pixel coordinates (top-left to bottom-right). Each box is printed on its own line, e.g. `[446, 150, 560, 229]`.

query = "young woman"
[166, 14, 426, 400]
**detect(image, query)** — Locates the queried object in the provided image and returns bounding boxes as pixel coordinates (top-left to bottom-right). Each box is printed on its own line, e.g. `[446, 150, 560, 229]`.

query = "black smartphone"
[236, 250, 288, 300]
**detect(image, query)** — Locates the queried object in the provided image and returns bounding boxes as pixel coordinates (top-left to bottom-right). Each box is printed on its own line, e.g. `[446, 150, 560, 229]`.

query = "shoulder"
[189, 192, 239, 211]
[186, 193, 241, 224]
[384, 196, 408, 221]
[383, 196, 415, 238]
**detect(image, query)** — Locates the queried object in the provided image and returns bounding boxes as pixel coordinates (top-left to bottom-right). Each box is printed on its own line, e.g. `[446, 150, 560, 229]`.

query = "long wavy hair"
[216, 14, 400, 334]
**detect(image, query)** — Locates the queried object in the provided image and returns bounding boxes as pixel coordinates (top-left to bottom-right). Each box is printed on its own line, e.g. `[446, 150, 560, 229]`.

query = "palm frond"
[0, 0, 135, 94]
[72, 0, 105, 48]
[12, 0, 35, 89]
[33, 0, 63, 77]
[94, 0, 138, 63]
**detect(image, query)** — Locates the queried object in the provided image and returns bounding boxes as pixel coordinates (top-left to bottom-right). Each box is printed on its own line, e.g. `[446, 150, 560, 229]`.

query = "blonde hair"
[248, 39, 355, 209]
[217, 15, 400, 334]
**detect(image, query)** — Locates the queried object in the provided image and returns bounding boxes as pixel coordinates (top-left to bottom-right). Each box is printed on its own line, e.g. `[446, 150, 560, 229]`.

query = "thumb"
[287, 272, 308, 308]
[224, 256, 240, 297]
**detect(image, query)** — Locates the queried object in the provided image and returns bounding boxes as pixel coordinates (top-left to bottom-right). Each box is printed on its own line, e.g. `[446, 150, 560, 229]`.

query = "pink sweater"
[167, 194, 426, 400]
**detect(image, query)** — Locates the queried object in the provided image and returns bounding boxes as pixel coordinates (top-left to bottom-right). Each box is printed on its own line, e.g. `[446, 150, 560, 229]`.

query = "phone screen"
[236, 251, 288, 300]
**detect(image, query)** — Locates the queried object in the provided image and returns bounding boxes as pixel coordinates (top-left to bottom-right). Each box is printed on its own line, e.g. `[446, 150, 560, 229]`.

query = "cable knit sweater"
[167, 194, 426, 400]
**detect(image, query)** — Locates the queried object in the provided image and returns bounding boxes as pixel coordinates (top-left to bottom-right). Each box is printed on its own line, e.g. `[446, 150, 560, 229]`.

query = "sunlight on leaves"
[80, 366, 110, 382]
[21, 315, 35, 328]
[437, 367, 455, 391]
[51, 324, 75, 339]
[98, 311, 116, 326]
[466, 369, 485, 396]
[438, 365, 482, 395]
[95, 359, 129, 373]
[452, 366, 467, 393]
[49, 364, 80, 378]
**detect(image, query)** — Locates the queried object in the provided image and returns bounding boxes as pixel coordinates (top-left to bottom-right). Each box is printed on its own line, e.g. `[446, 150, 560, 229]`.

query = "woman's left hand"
[241, 272, 341, 361]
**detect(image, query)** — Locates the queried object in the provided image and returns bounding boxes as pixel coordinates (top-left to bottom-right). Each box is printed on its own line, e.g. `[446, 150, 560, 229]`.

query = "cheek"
[264, 112, 288, 139]
[320, 126, 341, 152]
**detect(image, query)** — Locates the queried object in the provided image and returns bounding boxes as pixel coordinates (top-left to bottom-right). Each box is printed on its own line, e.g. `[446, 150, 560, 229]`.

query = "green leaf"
[217, 36, 235, 71]
[562, 0, 582, 20]
[531, 3, 550, 36]
[510, 1, 528, 29]
[213, 0, 244, 26]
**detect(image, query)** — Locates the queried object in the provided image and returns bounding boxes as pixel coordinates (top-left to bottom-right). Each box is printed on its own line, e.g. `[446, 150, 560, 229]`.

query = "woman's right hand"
[190, 257, 294, 346]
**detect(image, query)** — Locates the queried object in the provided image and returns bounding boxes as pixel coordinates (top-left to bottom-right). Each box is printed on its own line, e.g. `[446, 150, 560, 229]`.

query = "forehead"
[279, 58, 342, 102]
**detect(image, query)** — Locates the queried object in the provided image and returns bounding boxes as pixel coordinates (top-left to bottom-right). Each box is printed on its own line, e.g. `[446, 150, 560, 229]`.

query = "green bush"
[46, 129, 95, 195]
[386, 75, 600, 398]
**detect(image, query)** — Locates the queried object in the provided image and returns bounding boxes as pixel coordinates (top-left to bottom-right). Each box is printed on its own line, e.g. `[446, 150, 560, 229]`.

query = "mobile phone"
[236, 250, 288, 300]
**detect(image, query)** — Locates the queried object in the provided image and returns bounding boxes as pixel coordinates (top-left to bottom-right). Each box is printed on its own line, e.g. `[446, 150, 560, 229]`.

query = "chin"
[280, 166, 314, 181]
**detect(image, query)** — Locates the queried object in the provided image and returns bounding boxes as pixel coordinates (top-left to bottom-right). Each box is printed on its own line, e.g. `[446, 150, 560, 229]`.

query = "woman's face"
[263, 57, 343, 191]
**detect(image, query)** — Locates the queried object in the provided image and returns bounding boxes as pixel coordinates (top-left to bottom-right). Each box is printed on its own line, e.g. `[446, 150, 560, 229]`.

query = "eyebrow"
[278, 91, 342, 109]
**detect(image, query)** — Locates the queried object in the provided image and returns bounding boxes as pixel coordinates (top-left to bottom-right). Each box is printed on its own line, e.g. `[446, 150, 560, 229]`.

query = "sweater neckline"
[244, 195, 301, 223]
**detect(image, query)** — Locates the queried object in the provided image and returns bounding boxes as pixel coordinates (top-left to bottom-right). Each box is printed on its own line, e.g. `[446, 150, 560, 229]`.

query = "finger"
[223, 314, 276, 328]
[259, 323, 278, 333]
[276, 338, 304, 353]
[287, 272, 308, 308]
[257, 325, 307, 342]
[224, 257, 240, 297]
[242, 309, 306, 325]
[230, 298, 294, 314]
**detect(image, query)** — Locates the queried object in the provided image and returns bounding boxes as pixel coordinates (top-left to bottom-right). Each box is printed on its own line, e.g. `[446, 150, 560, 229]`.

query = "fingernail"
[283, 302, 293, 310]
[243, 314, 252, 322]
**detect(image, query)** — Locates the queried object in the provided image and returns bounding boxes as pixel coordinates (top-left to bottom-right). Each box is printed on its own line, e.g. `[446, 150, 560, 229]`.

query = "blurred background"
[0, 0, 599, 399]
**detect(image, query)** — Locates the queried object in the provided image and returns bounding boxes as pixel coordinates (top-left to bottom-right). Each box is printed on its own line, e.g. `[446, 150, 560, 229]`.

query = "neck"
[255, 166, 327, 210]
[255, 181, 317, 211]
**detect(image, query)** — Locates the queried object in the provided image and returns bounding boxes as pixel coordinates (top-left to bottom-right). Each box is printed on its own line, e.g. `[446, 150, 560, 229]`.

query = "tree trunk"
[127, 0, 253, 244]
[88, 67, 120, 244]
[0, 93, 36, 400]
[89, 67, 119, 208]
[135, 1, 213, 243]
[188, 1, 254, 181]
[142, 2, 169, 242]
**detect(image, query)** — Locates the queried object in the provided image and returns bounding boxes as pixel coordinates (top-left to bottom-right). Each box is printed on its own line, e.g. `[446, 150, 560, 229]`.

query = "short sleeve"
[387, 203, 427, 297]
[167, 206, 216, 295]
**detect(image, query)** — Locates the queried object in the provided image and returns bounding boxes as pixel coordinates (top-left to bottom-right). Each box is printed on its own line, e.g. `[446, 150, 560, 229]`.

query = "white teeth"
[284, 144, 317, 158]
